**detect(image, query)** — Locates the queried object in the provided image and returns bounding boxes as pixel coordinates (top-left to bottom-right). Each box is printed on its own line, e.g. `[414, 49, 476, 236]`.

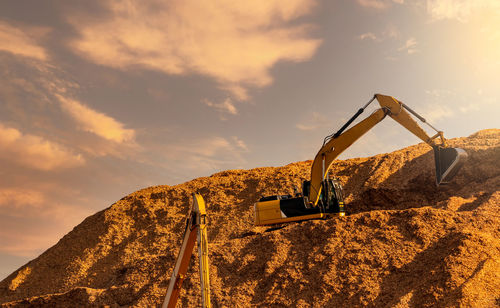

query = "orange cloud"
[0, 189, 92, 257]
[359, 32, 378, 41]
[67, 0, 322, 100]
[0, 123, 85, 171]
[296, 111, 330, 131]
[357, 0, 403, 10]
[0, 188, 45, 210]
[57, 95, 135, 143]
[0, 21, 49, 60]
[398, 37, 418, 54]
[203, 98, 238, 119]
[162, 136, 248, 173]
[427, 0, 500, 21]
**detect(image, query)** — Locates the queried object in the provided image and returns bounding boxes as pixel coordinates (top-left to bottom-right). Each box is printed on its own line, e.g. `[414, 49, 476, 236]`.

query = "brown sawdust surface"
[0, 129, 499, 307]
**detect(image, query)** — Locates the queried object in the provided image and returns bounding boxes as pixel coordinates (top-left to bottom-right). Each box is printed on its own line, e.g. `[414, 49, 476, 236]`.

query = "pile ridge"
[1, 129, 499, 307]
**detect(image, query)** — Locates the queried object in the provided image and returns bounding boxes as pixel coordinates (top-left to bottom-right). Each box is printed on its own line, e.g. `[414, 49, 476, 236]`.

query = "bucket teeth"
[434, 146, 468, 185]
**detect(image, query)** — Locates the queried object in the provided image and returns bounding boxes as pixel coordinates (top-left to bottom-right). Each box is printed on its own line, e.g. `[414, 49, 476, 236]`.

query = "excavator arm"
[309, 94, 467, 206]
[163, 194, 211, 308]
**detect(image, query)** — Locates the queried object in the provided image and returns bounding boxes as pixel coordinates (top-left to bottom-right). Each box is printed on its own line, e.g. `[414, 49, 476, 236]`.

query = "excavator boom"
[254, 94, 467, 226]
[309, 107, 387, 206]
[308, 94, 467, 205]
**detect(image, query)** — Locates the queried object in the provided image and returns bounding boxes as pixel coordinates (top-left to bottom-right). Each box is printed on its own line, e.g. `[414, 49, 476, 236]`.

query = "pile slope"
[1, 129, 499, 307]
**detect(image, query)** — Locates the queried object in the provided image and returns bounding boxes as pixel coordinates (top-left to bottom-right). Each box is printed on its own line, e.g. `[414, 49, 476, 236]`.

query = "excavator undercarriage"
[254, 94, 468, 226]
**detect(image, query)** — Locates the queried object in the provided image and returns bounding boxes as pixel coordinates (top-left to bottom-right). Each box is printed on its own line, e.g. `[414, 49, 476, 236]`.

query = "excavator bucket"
[433, 146, 468, 185]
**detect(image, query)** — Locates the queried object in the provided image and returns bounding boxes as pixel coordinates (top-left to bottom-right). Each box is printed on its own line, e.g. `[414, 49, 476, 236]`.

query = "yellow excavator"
[254, 94, 468, 226]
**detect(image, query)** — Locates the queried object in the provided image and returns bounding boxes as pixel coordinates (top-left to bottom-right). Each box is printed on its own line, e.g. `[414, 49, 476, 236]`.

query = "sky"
[0, 0, 499, 280]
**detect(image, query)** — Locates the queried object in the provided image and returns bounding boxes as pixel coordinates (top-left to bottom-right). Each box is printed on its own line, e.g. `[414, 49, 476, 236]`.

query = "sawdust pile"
[1, 129, 499, 307]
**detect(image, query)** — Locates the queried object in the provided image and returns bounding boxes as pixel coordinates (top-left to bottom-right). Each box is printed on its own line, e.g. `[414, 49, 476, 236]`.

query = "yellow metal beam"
[163, 194, 211, 308]
[375, 94, 440, 146]
[194, 194, 211, 308]
[309, 108, 387, 205]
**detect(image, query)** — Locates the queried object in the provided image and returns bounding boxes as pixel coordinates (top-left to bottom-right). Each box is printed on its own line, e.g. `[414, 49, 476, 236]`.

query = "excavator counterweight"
[254, 94, 467, 226]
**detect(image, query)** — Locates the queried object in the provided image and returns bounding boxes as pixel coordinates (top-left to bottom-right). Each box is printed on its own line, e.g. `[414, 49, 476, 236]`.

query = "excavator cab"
[323, 178, 345, 213]
[253, 178, 345, 226]
[303, 178, 345, 214]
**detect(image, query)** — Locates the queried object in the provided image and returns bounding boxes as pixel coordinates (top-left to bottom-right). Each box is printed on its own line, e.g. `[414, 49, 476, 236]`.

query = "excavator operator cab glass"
[322, 178, 344, 212]
[302, 180, 311, 200]
[331, 179, 344, 201]
[331, 179, 345, 214]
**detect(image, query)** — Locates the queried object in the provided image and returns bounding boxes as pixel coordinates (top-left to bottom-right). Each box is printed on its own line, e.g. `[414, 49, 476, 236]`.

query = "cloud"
[359, 32, 378, 41]
[420, 89, 457, 122]
[56, 94, 135, 143]
[357, 25, 399, 42]
[296, 112, 331, 131]
[426, 0, 500, 22]
[458, 103, 480, 113]
[163, 136, 249, 174]
[384, 24, 401, 39]
[422, 104, 455, 123]
[0, 123, 85, 171]
[0, 188, 45, 210]
[66, 0, 322, 100]
[0, 186, 89, 219]
[0, 187, 91, 257]
[203, 98, 238, 119]
[337, 129, 397, 159]
[398, 37, 418, 54]
[0, 53, 136, 159]
[421, 89, 498, 123]
[0, 21, 49, 60]
[357, 0, 404, 9]
[232, 136, 249, 152]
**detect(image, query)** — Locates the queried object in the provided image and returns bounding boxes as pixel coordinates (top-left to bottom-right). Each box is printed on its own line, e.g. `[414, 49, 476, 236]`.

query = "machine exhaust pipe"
[433, 146, 468, 185]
